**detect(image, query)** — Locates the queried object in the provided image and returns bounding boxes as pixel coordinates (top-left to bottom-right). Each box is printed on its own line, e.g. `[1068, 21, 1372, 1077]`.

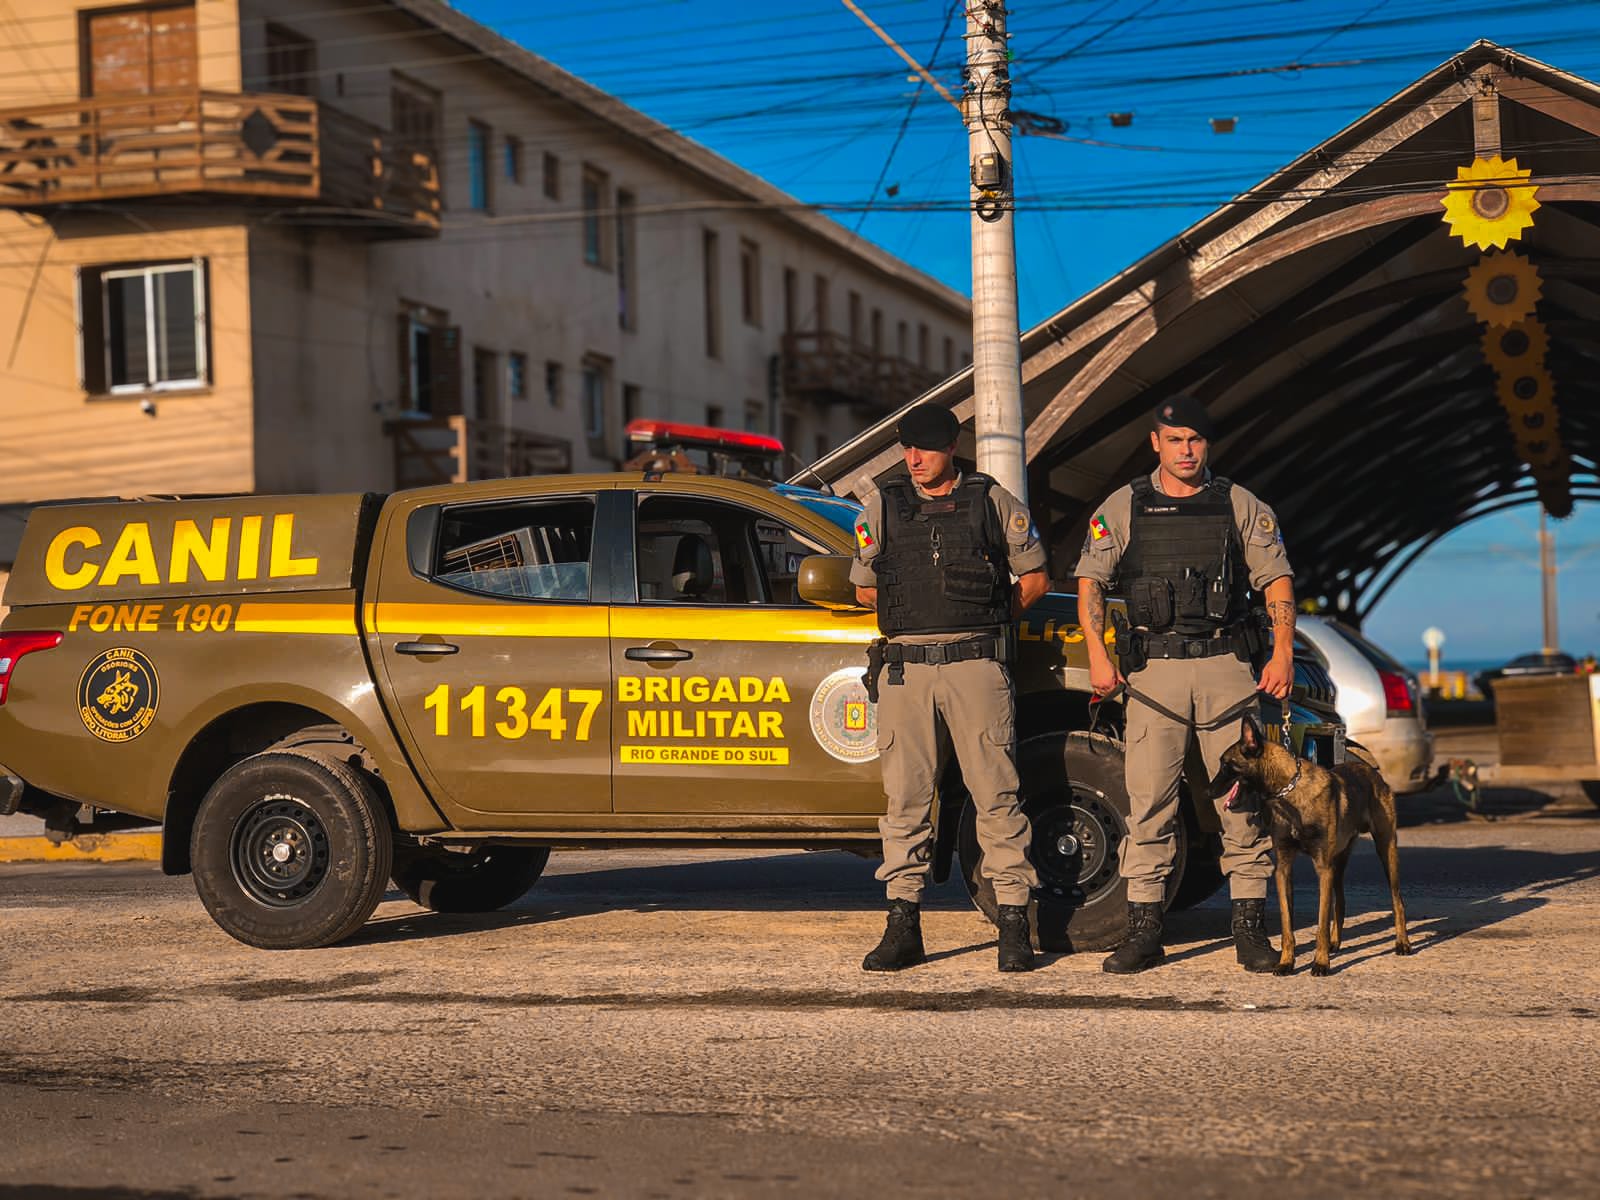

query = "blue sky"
[460, 0, 1600, 664]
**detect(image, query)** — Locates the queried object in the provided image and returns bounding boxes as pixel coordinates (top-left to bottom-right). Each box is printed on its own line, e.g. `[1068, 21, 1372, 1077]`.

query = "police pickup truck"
[0, 467, 1342, 950]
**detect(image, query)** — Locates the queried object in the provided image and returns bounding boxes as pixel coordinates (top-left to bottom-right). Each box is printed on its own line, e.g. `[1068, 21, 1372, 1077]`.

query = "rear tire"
[959, 731, 1188, 952]
[392, 845, 550, 913]
[190, 750, 392, 950]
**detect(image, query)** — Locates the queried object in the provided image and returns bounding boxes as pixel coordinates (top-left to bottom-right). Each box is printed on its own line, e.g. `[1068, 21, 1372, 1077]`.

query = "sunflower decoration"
[1442, 156, 1541, 250]
[1482, 319, 1549, 376]
[1462, 251, 1544, 326]
[1495, 365, 1555, 413]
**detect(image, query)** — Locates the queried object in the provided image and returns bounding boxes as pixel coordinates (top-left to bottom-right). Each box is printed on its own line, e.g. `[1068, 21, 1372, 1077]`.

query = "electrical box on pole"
[964, 1, 1027, 502]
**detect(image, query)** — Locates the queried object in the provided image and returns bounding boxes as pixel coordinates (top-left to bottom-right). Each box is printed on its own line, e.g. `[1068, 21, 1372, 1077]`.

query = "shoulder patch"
[1008, 509, 1030, 537]
[854, 515, 875, 551]
[1256, 512, 1276, 535]
[1089, 513, 1111, 541]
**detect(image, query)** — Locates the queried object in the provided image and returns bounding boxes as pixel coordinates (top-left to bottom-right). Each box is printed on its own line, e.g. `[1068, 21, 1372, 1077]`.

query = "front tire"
[190, 750, 392, 950]
[959, 731, 1188, 952]
[392, 845, 550, 913]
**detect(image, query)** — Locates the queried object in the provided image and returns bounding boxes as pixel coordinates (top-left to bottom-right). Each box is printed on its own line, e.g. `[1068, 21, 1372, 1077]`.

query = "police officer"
[851, 403, 1050, 973]
[1074, 396, 1295, 975]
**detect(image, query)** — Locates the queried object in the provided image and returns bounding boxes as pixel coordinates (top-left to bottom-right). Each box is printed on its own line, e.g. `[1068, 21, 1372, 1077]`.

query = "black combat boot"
[862, 899, 926, 972]
[1231, 898, 1278, 973]
[1101, 901, 1165, 974]
[996, 904, 1036, 973]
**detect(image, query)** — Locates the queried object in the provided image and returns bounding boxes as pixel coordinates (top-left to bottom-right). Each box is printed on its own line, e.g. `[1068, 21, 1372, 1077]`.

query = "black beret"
[1152, 395, 1216, 440]
[896, 404, 961, 450]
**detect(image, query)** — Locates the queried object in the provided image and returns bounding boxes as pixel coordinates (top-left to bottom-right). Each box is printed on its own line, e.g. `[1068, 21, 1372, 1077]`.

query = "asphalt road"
[3, 789, 1598, 1200]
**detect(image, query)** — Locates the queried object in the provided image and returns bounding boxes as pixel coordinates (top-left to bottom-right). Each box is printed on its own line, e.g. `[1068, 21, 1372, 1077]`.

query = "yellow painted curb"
[0, 832, 161, 863]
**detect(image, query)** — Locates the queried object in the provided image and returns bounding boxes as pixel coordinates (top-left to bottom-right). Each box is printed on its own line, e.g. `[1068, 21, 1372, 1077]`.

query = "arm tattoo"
[1267, 599, 1296, 633]
[1083, 580, 1106, 639]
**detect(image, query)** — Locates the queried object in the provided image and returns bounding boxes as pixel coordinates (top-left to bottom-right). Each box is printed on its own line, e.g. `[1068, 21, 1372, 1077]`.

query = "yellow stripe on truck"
[610, 608, 878, 645]
[235, 602, 359, 635]
[370, 603, 608, 639]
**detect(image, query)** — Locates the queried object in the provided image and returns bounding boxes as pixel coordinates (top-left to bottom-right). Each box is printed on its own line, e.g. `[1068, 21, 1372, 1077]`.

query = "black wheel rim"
[1027, 785, 1126, 906]
[231, 796, 331, 907]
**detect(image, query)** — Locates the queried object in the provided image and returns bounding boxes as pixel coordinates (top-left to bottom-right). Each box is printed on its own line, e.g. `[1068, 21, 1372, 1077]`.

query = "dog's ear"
[1240, 713, 1265, 758]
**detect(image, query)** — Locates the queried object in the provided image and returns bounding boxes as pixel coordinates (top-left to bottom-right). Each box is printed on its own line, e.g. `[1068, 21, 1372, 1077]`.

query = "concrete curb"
[0, 832, 161, 863]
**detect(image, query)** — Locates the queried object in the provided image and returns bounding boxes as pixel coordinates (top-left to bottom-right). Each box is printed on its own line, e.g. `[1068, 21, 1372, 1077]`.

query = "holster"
[1243, 608, 1270, 672]
[1110, 610, 1147, 674]
[863, 638, 887, 704]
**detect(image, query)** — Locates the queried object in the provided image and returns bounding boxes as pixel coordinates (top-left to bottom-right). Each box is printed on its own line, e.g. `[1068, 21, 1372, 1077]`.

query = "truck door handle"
[625, 645, 692, 662]
[395, 640, 460, 656]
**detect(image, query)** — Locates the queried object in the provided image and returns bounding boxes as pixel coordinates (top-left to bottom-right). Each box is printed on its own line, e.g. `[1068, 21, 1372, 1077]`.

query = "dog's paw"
[1310, 961, 1332, 977]
[1394, 943, 1414, 956]
[1273, 962, 1295, 976]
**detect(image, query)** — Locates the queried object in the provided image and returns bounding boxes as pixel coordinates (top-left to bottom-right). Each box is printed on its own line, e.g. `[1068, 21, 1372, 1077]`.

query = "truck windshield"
[772, 485, 861, 535]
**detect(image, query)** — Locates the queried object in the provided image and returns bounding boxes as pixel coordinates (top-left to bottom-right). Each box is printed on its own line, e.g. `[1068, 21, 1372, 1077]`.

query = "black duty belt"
[1137, 629, 1248, 661]
[883, 636, 1006, 666]
[863, 633, 1008, 702]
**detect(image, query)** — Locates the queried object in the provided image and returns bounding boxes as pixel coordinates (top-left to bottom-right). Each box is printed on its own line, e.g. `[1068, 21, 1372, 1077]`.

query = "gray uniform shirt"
[1072, 469, 1292, 591]
[851, 474, 1047, 644]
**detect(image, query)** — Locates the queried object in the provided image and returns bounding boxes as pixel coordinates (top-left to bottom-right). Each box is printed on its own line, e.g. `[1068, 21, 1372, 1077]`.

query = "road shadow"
[1396, 783, 1598, 828]
[355, 831, 1600, 958]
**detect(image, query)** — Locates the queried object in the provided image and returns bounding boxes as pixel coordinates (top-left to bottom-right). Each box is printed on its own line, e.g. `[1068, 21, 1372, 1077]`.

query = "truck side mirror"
[797, 554, 867, 611]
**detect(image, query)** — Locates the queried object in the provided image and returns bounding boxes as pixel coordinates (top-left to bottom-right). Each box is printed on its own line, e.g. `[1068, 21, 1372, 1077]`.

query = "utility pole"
[1539, 505, 1559, 653]
[963, 1, 1027, 502]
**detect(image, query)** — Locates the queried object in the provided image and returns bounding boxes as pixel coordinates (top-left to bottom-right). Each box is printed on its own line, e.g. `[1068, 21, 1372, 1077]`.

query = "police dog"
[1213, 716, 1412, 975]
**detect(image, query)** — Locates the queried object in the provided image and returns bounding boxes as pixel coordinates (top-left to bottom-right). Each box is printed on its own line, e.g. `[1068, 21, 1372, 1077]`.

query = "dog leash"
[1097, 683, 1265, 734]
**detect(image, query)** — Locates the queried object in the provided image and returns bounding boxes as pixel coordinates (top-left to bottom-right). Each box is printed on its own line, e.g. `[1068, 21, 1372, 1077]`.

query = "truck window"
[434, 497, 595, 601]
[634, 495, 828, 606]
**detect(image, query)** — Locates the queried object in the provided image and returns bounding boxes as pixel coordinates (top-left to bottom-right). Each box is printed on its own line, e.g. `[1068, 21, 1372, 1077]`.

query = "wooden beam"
[1472, 64, 1503, 157]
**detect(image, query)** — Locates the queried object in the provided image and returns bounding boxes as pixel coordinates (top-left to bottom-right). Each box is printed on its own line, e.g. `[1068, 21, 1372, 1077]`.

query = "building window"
[581, 164, 608, 266]
[703, 229, 721, 359]
[871, 308, 883, 356]
[78, 260, 209, 395]
[581, 355, 610, 443]
[508, 352, 528, 402]
[504, 135, 522, 184]
[85, 4, 197, 100]
[472, 346, 499, 420]
[783, 268, 798, 333]
[739, 239, 761, 328]
[467, 120, 492, 212]
[398, 303, 459, 416]
[943, 336, 954, 374]
[744, 400, 762, 433]
[622, 383, 642, 426]
[706, 404, 724, 428]
[545, 361, 563, 407]
[848, 291, 863, 347]
[617, 189, 637, 332]
[814, 433, 829, 461]
[918, 322, 930, 368]
[897, 320, 908, 360]
[813, 275, 829, 332]
[542, 152, 560, 200]
[264, 24, 315, 96]
[391, 74, 441, 192]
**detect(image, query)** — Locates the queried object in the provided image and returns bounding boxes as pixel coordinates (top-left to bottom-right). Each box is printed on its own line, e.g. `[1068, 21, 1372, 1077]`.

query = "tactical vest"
[1116, 475, 1250, 635]
[874, 474, 1011, 637]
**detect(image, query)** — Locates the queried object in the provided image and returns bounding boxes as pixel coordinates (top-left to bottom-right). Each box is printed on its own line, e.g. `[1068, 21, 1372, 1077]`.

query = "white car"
[1297, 617, 1434, 795]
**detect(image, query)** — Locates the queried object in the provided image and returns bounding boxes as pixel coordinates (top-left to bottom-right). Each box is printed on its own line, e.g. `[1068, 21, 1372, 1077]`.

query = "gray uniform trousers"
[1120, 654, 1272, 903]
[875, 657, 1039, 907]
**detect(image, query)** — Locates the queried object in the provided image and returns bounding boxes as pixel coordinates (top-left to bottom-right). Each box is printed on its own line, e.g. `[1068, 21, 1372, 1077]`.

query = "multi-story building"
[0, 0, 971, 605]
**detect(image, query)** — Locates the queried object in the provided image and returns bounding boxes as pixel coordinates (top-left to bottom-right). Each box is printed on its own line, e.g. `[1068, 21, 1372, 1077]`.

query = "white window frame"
[102, 261, 208, 394]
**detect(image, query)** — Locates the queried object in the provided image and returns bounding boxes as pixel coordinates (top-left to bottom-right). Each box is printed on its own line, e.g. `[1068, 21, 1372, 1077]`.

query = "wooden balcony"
[387, 416, 573, 490]
[781, 331, 943, 412]
[0, 90, 439, 235]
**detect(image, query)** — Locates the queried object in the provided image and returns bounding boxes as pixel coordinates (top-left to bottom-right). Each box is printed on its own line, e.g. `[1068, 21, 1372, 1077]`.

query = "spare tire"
[391, 844, 550, 914]
[959, 731, 1188, 952]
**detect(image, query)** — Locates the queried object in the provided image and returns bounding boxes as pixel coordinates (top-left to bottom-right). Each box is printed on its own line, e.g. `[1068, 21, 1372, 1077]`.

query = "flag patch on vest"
[1089, 513, 1110, 541]
[854, 516, 875, 550]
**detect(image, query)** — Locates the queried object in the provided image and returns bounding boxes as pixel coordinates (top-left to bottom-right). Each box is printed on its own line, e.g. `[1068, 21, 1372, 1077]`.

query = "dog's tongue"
[1221, 781, 1241, 811]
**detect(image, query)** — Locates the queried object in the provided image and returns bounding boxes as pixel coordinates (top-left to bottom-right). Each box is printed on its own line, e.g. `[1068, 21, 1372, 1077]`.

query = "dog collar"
[1271, 758, 1303, 799]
